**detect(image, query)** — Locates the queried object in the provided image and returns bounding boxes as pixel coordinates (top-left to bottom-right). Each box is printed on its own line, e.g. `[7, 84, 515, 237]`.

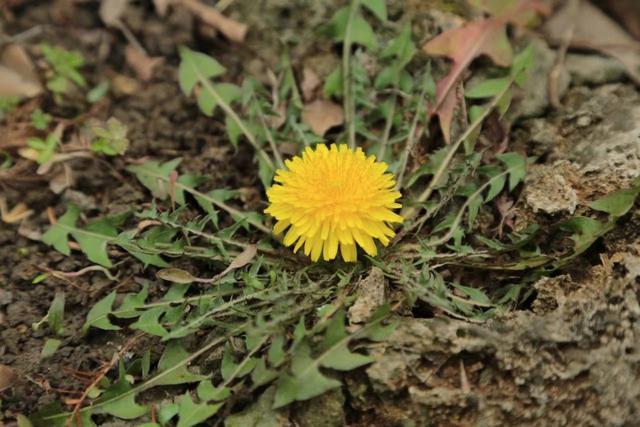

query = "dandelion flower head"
[265, 144, 402, 262]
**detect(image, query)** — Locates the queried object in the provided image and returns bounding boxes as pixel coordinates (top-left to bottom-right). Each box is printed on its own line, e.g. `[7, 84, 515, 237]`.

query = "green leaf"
[497, 152, 526, 191]
[197, 380, 231, 402]
[560, 216, 612, 256]
[178, 46, 226, 96]
[127, 158, 182, 200]
[273, 341, 341, 408]
[251, 358, 278, 387]
[465, 77, 510, 99]
[155, 341, 208, 385]
[319, 311, 373, 370]
[47, 292, 65, 336]
[87, 80, 110, 103]
[41, 338, 62, 359]
[225, 114, 241, 147]
[589, 188, 639, 218]
[512, 43, 534, 86]
[176, 393, 223, 427]
[158, 403, 180, 425]
[325, 8, 377, 50]
[83, 291, 120, 333]
[114, 282, 149, 319]
[95, 367, 147, 419]
[225, 386, 281, 427]
[130, 307, 168, 337]
[42, 205, 80, 255]
[323, 66, 343, 98]
[362, 0, 387, 21]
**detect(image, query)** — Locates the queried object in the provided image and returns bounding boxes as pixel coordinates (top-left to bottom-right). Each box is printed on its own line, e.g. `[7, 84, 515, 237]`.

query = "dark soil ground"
[2, 1, 640, 426]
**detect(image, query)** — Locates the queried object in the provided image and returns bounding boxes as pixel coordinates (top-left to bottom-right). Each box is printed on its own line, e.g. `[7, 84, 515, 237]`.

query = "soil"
[1, 1, 640, 426]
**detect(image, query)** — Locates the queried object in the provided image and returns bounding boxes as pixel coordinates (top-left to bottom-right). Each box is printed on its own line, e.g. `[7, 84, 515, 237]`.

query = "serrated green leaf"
[560, 216, 612, 256]
[197, 380, 231, 402]
[155, 341, 208, 385]
[176, 393, 223, 427]
[589, 188, 639, 218]
[42, 205, 80, 255]
[130, 307, 168, 337]
[225, 386, 281, 427]
[83, 291, 120, 333]
[95, 371, 147, 419]
[251, 357, 278, 387]
[497, 152, 526, 191]
[127, 158, 182, 200]
[325, 8, 377, 50]
[362, 0, 386, 21]
[178, 46, 225, 95]
[158, 403, 180, 425]
[114, 282, 149, 319]
[273, 341, 341, 408]
[319, 311, 373, 370]
[267, 335, 285, 366]
[215, 83, 242, 105]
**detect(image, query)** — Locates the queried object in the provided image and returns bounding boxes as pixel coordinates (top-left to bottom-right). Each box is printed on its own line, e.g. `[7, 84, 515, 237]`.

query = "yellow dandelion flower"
[265, 144, 402, 262]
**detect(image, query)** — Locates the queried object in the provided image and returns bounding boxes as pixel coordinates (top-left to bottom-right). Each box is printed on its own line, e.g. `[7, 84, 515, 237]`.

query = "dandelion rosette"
[265, 144, 402, 262]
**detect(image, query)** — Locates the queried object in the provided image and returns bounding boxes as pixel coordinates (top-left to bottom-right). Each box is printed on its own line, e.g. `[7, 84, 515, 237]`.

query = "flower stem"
[343, 0, 360, 150]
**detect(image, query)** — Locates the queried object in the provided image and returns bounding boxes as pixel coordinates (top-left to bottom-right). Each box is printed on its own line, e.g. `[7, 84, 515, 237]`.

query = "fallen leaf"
[301, 67, 321, 101]
[545, 0, 640, 85]
[302, 99, 344, 136]
[124, 45, 164, 82]
[0, 364, 16, 392]
[153, 0, 172, 16]
[157, 268, 197, 284]
[0, 44, 42, 98]
[219, 244, 257, 277]
[596, 0, 640, 40]
[0, 196, 33, 224]
[99, 0, 127, 27]
[180, 0, 248, 43]
[423, 0, 546, 142]
[49, 164, 74, 194]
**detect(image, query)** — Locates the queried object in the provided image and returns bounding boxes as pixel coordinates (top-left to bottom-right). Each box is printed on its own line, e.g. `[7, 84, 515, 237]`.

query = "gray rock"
[516, 38, 571, 118]
[565, 53, 627, 86]
[0, 289, 13, 306]
[524, 162, 579, 214]
[565, 84, 640, 181]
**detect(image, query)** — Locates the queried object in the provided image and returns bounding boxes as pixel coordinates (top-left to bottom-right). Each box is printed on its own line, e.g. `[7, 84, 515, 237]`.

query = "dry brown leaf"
[99, 0, 128, 27]
[153, 0, 172, 16]
[124, 45, 164, 82]
[0, 44, 42, 98]
[545, 0, 640, 85]
[111, 73, 141, 95]
[0, 196, 33, 224]
[0, 364, 16, 392]
[180, 0, 248, 43]
[302, 99, 344, 136]
[301, 67, 321, 101]
[220, 244, 257, 277]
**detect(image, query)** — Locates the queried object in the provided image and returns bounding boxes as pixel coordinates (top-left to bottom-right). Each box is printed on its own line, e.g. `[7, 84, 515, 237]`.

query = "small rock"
[293, 388, 345, 427]
[348, 267, 385, 325]
[524, 162, 579, 214]
[515, 38, 571, 118]
[565, 53, 626, 86]
[0, 289, 13, 306]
